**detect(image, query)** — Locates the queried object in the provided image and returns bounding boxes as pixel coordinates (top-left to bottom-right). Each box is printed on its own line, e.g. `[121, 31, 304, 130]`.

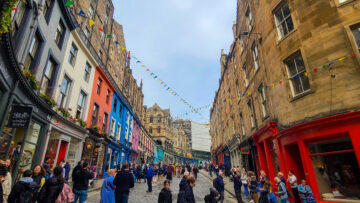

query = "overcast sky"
[113, 0, 236, 123]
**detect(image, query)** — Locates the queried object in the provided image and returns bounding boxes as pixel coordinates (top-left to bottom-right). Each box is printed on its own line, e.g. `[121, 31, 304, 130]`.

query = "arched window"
[149, 127, 152, 134]
[157, 126, 161, 133]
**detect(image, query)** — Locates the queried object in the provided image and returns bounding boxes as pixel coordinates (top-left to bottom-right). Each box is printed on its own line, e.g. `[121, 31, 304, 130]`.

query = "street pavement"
[87, 170, 239, 202]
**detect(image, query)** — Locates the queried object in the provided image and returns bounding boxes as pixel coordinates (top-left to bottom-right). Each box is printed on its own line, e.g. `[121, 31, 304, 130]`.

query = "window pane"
[26, 122, 41, 144]
[300, 73, 310, 91]
[295, 54, 305, 72]
[309, 137, 352, 154]
[292, 77, 303, 95]
[286, 59, 297, 76]
[282, 3, 290, 18]
[44, 60, 54, 78]
[351, 24, 360, 48]
[285, 17, 294, 33]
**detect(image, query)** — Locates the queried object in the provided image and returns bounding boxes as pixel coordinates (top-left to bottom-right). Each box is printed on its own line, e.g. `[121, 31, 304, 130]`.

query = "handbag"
[306, 193, 317, 203]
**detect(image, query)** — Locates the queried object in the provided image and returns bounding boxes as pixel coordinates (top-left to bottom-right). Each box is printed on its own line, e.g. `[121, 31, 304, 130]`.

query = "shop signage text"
[7, 105, 33, 128]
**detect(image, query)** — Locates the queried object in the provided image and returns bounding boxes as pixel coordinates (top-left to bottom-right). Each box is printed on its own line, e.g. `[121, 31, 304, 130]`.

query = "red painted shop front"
[254, 112, 360, 203]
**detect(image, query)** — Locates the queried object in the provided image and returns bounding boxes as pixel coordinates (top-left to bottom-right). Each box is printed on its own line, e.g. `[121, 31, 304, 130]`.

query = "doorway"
[284, 144, 305, 181]
[56, 140, 68, 166]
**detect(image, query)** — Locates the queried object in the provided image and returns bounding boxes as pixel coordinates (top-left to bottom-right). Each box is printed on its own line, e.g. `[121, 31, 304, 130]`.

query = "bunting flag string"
[65, 0, 74, 7]
[212, 52, 356, 106]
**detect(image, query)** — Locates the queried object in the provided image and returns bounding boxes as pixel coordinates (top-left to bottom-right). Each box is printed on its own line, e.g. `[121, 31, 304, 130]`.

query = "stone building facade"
[210, 0, 360, 201]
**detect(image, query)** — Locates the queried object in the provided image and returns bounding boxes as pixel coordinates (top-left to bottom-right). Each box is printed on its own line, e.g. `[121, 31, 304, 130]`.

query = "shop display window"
[44, 131, 60, 169]
[309, 137, 360, 201]
[270, 140, 280, 175]
[105, 147, 113, 171]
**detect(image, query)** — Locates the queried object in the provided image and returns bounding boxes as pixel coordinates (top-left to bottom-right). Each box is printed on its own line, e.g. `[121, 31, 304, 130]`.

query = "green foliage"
[58, 107, 70, 118]
[23, 70, 40, 90]
[0, 0, 25, 34]
[77, 119, 87, 127]
[39, 93, 56, 108]
[92, 125, 100, 132]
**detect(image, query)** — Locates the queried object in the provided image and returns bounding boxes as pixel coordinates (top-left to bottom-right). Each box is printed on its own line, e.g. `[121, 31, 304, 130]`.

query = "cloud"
[113, 0, 236, 122]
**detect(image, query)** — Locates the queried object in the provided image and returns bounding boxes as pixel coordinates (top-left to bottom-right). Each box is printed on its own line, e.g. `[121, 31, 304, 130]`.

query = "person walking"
[8, 169, 39, 203]
[298, 180, 316, 203]
[176, 164, 181, 178]
[43, 157, 52, 180]
[233, 172, 243, 203]
[259, 182, 277, 203]
[101, 169, 116, 203]
[215, 170, 225, 203]
[204, 188, 219, 203]
[72, 162, 94, 203]
[113, 163, 135, 203]
[184, 177, 196, 203]
[64, 161, 71, 183]
[248, 171, 260, 203]
[147, 164, 154, 192]
[39, 166, 74, 203]
[288, 171, 301, 203]
[166, 164, 173, 181]
[179, 171, 190, 192]
[32, 165, 46, 201]
[241, 168, 248, 197]
[277, 172, 286, 184]
[1, 160, 11, 203]
[274, 177, 289, 203]
[158, 180, 172, 203]
[142, 164, 148, 183]
[193, 165, 199, 180]
[259, 170, 268, 188]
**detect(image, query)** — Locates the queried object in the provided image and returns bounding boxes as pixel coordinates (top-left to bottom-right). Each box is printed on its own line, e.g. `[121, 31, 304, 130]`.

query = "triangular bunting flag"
[106, 35, 111, 38]
[98, 27, 104, 32]
[89, 19, 95, 27]
[78, 10, 85, 15]
[115, 41, 119, 45]
[65, 0, 74, 7]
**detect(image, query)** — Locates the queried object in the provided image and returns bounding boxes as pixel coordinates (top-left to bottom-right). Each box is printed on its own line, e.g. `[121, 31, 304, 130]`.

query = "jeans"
[219, 191, 224, 203]
[292, 187, 301, 203]
[147, 177, 153, 192]
[73, 189, 88, 203]
[243, 184, 249, 197]
[116, 193, 129, 203]
[280, 199, 289, 203]
[235, 189, 243, 203]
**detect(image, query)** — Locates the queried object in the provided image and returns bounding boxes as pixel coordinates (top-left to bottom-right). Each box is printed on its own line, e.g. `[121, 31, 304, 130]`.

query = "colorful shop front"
[0, 33, 54, 181]
[253, 113, 360, 203]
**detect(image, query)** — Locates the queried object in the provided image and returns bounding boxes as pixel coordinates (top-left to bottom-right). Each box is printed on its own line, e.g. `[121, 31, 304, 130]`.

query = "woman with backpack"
[38, 166, 74, 203]
[259, 182, 277, 203]
[248, 171, 260, 203]
[8, 170, 39, 203]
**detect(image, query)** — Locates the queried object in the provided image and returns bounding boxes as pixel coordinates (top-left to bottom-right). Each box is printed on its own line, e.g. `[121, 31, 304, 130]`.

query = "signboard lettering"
[6, 105, 33, 128]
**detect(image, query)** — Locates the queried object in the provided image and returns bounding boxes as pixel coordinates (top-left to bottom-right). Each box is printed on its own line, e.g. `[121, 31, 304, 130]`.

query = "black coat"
[184, 184, 195, 203]
[179, 177, 188, 191]
[158, 188, 172, 203]
[233, 176, 242, 191]
[113, 170, 134, 195]
[8, 179, 40, 203]
[72, 168, 94, 190]
[0, 182, 3, 203]
[38, 177, 64, 203]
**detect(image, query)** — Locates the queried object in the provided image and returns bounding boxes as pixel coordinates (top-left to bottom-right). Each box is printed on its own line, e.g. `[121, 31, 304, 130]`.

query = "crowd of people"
[207, 164, 317, 203]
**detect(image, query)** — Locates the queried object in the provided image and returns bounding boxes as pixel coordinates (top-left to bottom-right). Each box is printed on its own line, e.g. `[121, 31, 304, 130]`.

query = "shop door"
[284, 144, 305, 181]
[56, 141, 68, 166]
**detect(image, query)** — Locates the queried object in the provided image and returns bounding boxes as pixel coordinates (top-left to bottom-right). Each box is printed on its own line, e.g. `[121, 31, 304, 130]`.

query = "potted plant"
[39, 93, 56, 108]
[77, 119, 87, 128]
[23, 70, 40, 91]
[0, 0, 26, 34]
[91, 125, 100, 132]
[58, 107, 70, 118]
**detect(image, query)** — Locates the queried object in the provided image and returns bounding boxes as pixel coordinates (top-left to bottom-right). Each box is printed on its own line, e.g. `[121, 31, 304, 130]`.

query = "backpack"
[19, 182, 37, 203]
[213, 178, 218, 189]
[177, 190, 186, 203]
[259, 192, 270, 203]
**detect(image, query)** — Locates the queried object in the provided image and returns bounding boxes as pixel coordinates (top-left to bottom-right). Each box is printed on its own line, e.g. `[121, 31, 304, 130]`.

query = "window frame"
[88, 6, 94, 19]
[252, 42, 260, 70]
[96, 78, 102, 95]
[245, 7, 253, 32]
[40, 57, 56, 94]
[247, 99, 256, 128]
[91, 103, 100, 126]
[84, 62, 91, 82]
[350, 23, 360, 52]
[68, 43, 78, 66]
[258, 84, 269, 118]
[42, 0, 53, 23]
[106, 89, 110, 104]
[273, 1, 294, 40]
[55, 20, 66, 49]
[110, 118, 116, 137]
[24, 33, 41, 70]
[76, 90, 87, 119]
[58, 75, 72, 108]
[243, 63, 249, 87]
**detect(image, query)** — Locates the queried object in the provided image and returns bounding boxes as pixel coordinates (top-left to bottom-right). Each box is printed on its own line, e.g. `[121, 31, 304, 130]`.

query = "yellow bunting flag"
[89, 19, 95, 27]
[121, 47, 126, 52]
[272, 83, 275, 88]
[227, 99, 230, 103]
[338, 57, 346, 62]
[247, 92, 250, 96]
[140, 65, 146, 67]
[304, 72, 308, 77]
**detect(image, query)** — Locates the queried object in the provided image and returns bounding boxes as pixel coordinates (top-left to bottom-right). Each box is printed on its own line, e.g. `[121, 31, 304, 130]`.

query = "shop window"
[274, 1, 294, 40]
[252, 43, 260, 70]
[284, 51, 310, 96]
[40, 57, 55, 94]
[350, 23, 360, 52]
[55, 21, 65, 48]
[58, 75, 71, 108]
[96, 78, 102, 94]
[91, 103, 99, 126]
[110, 118, 115, 137]
[84, 62, 91, 82]
[113, 99, 117, 112]
[68, 43, 78, 66]
[259, 84, 268, 117]
[309, 137, 360, 201]
[42, 0, 53, 23]
[102, 113, 108, 132]
[11, 1, 26, 39]
[24, 33, 41, 70]
[76, 91, 86, 119]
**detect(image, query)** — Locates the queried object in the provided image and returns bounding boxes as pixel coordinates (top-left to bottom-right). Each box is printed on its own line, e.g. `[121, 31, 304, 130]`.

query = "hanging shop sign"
[6, 105, 33, 128]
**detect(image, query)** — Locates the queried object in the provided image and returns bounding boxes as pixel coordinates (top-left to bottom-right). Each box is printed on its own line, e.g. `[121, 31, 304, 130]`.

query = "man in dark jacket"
[8, 169, 40, 203]
[43, 157, 52, 179]
[233, 172, 243, 203]
[204, 188, 219, 203]
[184, 177, 196, 203]
[193, 165, 199, 179]
[147, 164, 154, 192]
[72, 162, 94, 203]
[215, 170, 225, 203]
[179, 171, 190, 192]
[113, 163, 135, 203]
[158, 180, 172, 203]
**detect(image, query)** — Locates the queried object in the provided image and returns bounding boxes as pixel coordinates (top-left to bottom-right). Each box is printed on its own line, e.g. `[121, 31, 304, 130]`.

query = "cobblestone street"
[87, 172, 237, 203]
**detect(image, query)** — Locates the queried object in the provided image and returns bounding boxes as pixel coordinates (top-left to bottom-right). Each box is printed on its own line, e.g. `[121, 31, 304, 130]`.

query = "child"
[158, 180, 172, 203]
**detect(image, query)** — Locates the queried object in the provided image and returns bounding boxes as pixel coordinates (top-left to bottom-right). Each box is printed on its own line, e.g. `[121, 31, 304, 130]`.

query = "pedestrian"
[298, 179, 316, 203]
[193, 165, 199, 180]
[233, 172, 243, 203]
[1, 160, 11, 203]
[101, 169, 116, 203]
[215, 170, 225, 203]
[146, 164, 154, 192]
[176, 164, 181, 178]
[241, 168, 248, 197]
[0, 163, 8, 203]
[277, 172, 286, 184]
[72, 161, 82, 182]
[288, 170, 301, 203]
[208, 165, 213, 177]
[39, 166, 74, 203]
[179, 171, 190, 192]
[259, 181, 277, 203]
[158, 180, 172, 203]
[142, 164, 148, 183]
[32, 165, 46, 201]
[181, 165, 185, 175]
[259, 170, 268, 188]
[248, 171, 260, 203]
[166, 164, 173, 181]
[64, 160, 71, 183]
[274, 177, 289, 203]
[136, 165, 142, 183]
[113, 163, 135, 203]
[72, 162, 94, 203]
[204, 188, 219, 203]
[43, 157, 52, 180]
[184, 177, 196, 203]
[8, 169, 39, 203]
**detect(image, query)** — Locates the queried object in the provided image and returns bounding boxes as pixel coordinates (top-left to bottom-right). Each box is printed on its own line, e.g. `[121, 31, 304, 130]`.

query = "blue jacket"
[298, 184, 313, 200]
[233, 176, 242, 191]
[260, 190, 278, 203]
[216, 175, 225, 192]
[276, 182, 288, 200]
[147, 167, 154, 178]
